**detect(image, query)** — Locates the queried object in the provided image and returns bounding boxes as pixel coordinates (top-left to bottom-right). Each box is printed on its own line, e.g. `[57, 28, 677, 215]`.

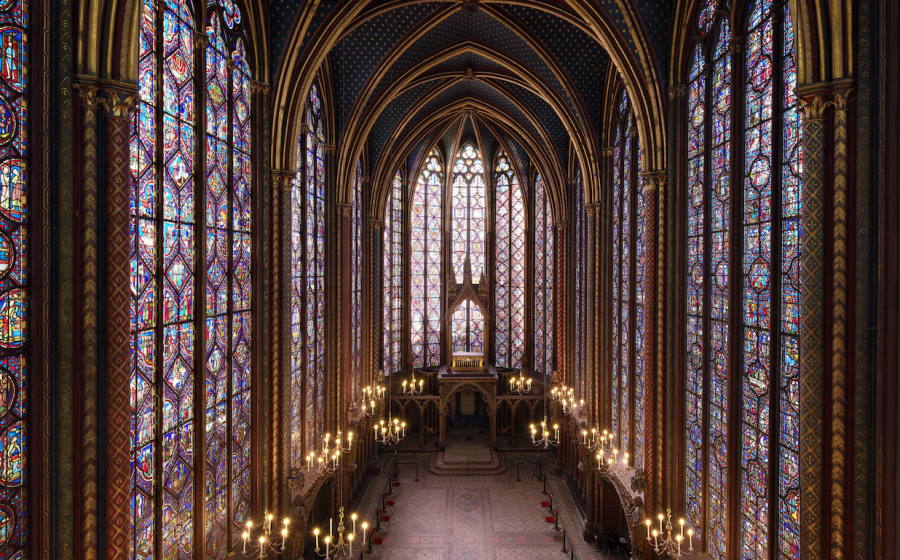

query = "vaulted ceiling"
[269, 0, 671, 213]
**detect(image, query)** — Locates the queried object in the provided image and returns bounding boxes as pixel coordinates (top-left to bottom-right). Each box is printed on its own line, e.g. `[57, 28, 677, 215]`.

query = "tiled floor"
[355, 452, 607, 560]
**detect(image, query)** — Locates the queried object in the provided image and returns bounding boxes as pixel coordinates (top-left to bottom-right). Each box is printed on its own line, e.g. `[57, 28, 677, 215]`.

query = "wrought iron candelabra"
[313, 507, 368, 560]
[240, 513, 289, 559]
[508, 372, 532, 395]
[402, 371, 424, 395]
[643, 508, 693, 558]
[530, 416, 560, 448]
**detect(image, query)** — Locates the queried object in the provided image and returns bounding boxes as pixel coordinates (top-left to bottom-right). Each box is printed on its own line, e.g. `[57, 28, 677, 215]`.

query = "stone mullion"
[338, 202, 352, 426]
[523, 171, 533, 376]
[272, 170, 293, 519]
[100, 90, 136, 560]
[75, 81, 100, 560]
[368, 219, 384, 382]
[403, 178, 412, 374]
[798, 90, 830, 560]
[830, 83, 854, 560]
[326, 144, 338, 437]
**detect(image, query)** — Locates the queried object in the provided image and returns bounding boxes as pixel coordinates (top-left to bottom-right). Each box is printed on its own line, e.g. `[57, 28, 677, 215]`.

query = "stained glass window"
[451, 300, 484, 354]
[130, 0, 254, 556]
[450, 144, 485, 347]
[291, 82, 326, 460]
[610, 91, 646, 467]
[411, 149, 443, 367]
[384, 171, 403, 374]
[351, 161, 363, 398]
[0, 0, 27, 555]
[451, 144, 485, 283]
[533, 174, 554, 377]
[573, 164, 585, 397]
[683, 1, 801, 558]
[494, 150, 525, 368]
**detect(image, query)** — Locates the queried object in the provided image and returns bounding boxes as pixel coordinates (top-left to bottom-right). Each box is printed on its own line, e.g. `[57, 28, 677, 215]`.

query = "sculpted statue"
[285, 494, 307, 560]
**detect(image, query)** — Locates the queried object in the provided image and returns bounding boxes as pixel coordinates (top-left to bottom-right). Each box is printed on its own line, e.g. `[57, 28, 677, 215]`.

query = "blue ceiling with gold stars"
[273, 0, 669, 177]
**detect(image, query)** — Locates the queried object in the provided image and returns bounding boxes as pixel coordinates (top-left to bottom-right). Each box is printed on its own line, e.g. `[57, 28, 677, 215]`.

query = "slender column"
[338, 201, 352, 428]
[75, 81, 100, 560]
[830, 83, 854, 560]
[598, 147, 614, 430]
[585, 203, 600, 426]
[100, 90, 136, 560]
[640, 172, 662, 511]
[798, 89, 830, 560]
[271, 170, 293, 517]
[555, 220, 570, 387]
[367, 218, 383, 387]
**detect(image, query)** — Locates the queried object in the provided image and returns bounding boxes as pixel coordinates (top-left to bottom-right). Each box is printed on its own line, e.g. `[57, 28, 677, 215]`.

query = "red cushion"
[386, 501, 396, 506]
[545, 517, 555, 523]
[373, 538, 384, 545]
[540, 502, 551, 507]
[381, 516, 391, 522]
[393, 482, 401, 486]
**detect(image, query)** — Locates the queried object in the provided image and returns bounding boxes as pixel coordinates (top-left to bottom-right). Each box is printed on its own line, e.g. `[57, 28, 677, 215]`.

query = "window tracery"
[494, 149, 525, 368]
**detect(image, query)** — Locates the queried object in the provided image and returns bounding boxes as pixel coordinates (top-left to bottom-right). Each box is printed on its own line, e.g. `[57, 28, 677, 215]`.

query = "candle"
[688, 528, 694, 550]
[352, 513, 357, 535]
[348, 533, 354, 555]
[676, 534, 682, 554]
[325, 536, 330, 556]
[645, 519, 651, 539]
[362, 522, 368, 544]
[652, 529, 659, 548]
[680, 518, 685, 537]
[658, 513, 664, 533]
[281, 528, 287, 551]
[330, 517, 333, 536]
[582, 430, 587, 444]
[314, 528, 319, 550]
[242, 531, 248, 553]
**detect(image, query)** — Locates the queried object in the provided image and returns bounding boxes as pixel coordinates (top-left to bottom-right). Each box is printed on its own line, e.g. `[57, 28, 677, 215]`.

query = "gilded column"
[75, 80, 100, 560]
[100, 90, 136, 560]
[830, 81, 854, 560]
[798, 89, 830, 560]
[338, 201, 353, 427]
[368, 218, 383, 387]
[272, 170, 293, 516]
[640, 172, 662, 511]
[585, 202, 600, 426]
[555, 220, 570, 388]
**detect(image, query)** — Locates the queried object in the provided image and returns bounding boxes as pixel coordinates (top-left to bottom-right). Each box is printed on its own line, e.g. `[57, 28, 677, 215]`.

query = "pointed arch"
[494, 148, 526, 369]
[411, 147, 444, 368]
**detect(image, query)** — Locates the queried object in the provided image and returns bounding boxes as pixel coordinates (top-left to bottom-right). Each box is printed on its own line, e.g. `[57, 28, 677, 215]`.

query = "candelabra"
[402, 372, 424, 395]
[240, 513, 289, 558]
[508, 373, 532, 395]
[643, 508, 693, 558]
[530, 416, 560, 448]
[303, 431, 354, 475]
[374, 416, 406, 445]
[313, 507, 369, 560]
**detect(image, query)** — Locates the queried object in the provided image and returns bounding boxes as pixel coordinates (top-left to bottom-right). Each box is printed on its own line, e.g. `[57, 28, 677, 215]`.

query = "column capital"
[728, 36, 743, 55]
[99, 91, 137, 118]
[600, 146, 615, 157]
[324, 144, 337, 155]
[271, 170, 295, 192]
[369, 219, 384, 230]
[585, 203, 602, 219]
[831, 78, 856, 110]
[193, 31, 209, 51]
[337, 202, 352, 217]
[666, 84, 687, 99]
[251, 80, 271, 96]
[554, 220, 569, 231]
[74, 81, 100, 107]
[796, 83, 833, 120]
[640, 171, 667, 193]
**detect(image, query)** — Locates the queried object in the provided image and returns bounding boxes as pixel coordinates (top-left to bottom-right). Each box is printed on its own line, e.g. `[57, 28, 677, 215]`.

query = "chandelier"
[313, 507, 369, 560]
[530, 416, 560, 448]
[508, 372, 532, 395]
[402, 371, 424, 395]
[644, 508, 693, 558]
[240, 513, 289, 558]
[304, 430, 353, 475]
[375, 368, 406, 445]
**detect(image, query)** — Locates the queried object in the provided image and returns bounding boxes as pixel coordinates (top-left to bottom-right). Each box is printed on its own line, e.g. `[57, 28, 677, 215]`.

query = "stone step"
[428, 447, 507, 476]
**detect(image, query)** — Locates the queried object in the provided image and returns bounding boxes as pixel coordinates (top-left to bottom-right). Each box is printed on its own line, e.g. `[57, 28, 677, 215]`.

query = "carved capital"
[193, 31, 208, 50]
[300, 123, 310, 134]
[369, 219, 384, 230]
[831, 79, 856, 111]
[464, 67, 476, 81]
[627, 126, 638, 138]
[324, 144, 337, 155]
[797, 90, 831, 120]
[585, 203, 602, 219]
[554, 220, 569, 231]
[337, 202, 352, 217]
[729, 36, 743, 55]
[99, 91, 137, 118]
[641, 171, 666, 194]
[75, 82, 100, 107]
[271, 170, 295, 192]
[667, 84, 687, 99]
[250, 80, 271, 96]
[600, 146, 615, 157]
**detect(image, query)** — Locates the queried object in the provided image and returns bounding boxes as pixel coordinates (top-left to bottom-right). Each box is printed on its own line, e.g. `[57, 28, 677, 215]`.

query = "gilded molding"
[464, 68, 476, 81]
[251, 80, 271, 96]
[75, 82, 100, 106]
[797, 87, 832, 120]
[729, 36, 743, 54]
[192, 31, 208, 50]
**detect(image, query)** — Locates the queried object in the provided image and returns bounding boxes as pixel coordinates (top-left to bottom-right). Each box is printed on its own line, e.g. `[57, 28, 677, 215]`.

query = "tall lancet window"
[130, 0, 254, 556]
[0, 0, 28, 556]
[610, 91, 646, 466]
[533, 174, 554, 376]
[451, 144, 486, 282]
[411, 149, 443, 367]
[291, 82, 326, 461]
[351, 161, 363, 397]
[684, 1, 801, 558]
[494, 150, 525, 368]
[450, 144, 486, 352]
[572, 164, 586, 399]
[384, 171, 403, 374]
